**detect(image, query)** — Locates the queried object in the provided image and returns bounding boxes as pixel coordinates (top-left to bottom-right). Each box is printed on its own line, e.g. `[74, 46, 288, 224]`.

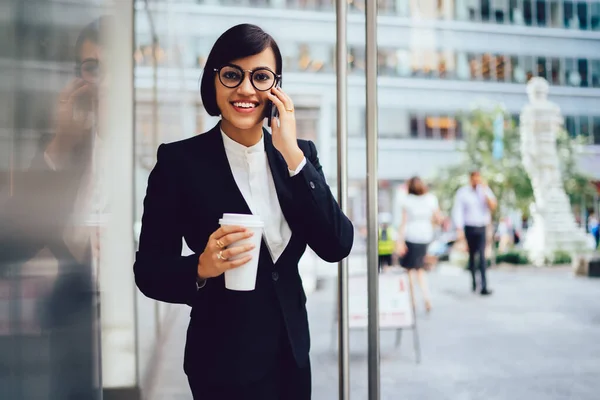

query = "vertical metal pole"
[365, 0, 380, 399]
[335, 0, 350, 399]
[336, 0, 350, 400]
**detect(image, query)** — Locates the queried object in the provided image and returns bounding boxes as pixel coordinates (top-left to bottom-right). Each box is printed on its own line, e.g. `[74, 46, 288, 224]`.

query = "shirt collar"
[221, 128, 264, 157]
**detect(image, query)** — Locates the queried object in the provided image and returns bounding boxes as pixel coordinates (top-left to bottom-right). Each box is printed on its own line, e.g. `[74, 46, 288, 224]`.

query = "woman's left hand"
[396, 240, 408, 257]
[267, 86, 304, 170]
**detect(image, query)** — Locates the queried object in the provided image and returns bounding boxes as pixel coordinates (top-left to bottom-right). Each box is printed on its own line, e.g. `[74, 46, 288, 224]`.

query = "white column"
[99, 0, 137, 391]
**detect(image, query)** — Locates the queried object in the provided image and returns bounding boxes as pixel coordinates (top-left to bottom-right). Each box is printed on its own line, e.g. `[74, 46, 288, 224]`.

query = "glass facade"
[135, 40, 600, 89]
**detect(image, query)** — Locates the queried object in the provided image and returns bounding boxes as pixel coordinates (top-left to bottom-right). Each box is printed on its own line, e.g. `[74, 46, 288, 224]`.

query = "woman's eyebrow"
[230, 63, 274, 71]
[252, 65, 274, 71]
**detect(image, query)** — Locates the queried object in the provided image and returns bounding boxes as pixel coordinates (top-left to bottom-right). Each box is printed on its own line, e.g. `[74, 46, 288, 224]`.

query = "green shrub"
[495, 251, 529, 265]
[551, 250, 572, 265]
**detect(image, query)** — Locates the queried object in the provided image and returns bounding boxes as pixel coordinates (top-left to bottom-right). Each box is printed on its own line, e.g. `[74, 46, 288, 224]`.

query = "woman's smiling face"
[215, 47, 277, 134]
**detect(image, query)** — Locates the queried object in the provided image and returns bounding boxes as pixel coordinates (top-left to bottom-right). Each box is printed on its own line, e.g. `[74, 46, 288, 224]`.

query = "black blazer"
[134, 123, 353, 386]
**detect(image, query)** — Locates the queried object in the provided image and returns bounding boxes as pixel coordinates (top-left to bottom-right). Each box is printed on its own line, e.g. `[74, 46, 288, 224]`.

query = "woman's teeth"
[233, 102, 257, 109]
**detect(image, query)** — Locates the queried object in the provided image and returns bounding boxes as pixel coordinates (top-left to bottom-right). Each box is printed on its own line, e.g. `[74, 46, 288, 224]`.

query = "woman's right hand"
[197, 225, 256, 279]
[46, 78, 97, 167]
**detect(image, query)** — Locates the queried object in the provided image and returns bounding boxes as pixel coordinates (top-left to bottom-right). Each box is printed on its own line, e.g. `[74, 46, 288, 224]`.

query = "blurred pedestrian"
[452, 170, 497, 296]
[588, 213, 599, 249]
[396, 177, 441, 312]
[378, 213, 395, 272]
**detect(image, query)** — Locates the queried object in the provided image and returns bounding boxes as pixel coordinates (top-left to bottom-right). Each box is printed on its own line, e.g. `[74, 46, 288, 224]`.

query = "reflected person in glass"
[0, 16, 110, 400]
[134, 24, 354, 400]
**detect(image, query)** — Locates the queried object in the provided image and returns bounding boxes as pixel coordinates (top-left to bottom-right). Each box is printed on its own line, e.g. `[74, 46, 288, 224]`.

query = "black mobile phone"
[267, 80, 282, 127]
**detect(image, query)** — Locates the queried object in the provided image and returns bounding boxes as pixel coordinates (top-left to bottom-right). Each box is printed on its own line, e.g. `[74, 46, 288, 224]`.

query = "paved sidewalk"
[148, 264, 600, 400]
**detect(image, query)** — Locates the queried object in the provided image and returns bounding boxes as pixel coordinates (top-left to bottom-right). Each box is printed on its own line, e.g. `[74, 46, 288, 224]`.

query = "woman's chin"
[223, 116, 265, 131]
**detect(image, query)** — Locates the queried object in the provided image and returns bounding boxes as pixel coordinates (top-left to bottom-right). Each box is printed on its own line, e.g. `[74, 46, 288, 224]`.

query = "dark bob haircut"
[200, 24, 283, 117]
[407, 176, 427, 196]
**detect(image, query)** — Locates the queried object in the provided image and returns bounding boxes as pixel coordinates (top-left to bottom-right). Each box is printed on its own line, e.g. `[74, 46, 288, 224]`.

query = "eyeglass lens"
[219, 66, 275, 91]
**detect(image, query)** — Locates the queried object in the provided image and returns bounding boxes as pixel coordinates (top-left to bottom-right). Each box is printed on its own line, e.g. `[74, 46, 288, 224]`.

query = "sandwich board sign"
[348, 272, 414, 329]
[332, 270, 421, 362]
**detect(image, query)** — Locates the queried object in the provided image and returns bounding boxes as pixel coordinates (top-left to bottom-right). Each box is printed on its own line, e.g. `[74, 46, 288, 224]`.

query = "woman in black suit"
[134, 24, 353, 400]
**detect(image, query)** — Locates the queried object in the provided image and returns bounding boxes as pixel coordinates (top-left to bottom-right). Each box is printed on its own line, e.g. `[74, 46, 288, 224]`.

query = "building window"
[549, 0, 562, 27]
[407, 113, 461, 140]
[591, 60, 600, 88]
[565, 58, 587, 87]
[510, 56, 522, 83]
[565, 115, 578, 138]
[468, 53, 481, 80]
[593, 117, 600, 144]
[579, 115, 591, 142]
[481, 54, 493, 81]
[578, 59, 589, 87]
[396, 49, 412, 77]
[410, 114, 421, 138]
[592, 3, 600, 30]
[548, 57, 562, 85]
[349, 47, 365, 75]
[426, 114, 460, 139]
[510, 0, 526, 24]
[536, 57, 548, 80]
[495, 54, 508, 82]
[379, 108, 409, 138]
[378, 48, 398, 77]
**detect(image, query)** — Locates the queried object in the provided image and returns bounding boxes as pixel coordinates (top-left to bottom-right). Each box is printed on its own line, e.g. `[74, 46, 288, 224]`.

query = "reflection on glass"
[1, 9, 109, 399]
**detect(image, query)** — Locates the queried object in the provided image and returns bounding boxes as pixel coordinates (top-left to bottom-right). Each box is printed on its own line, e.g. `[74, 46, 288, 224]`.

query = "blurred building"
[134, 0, 600, 227]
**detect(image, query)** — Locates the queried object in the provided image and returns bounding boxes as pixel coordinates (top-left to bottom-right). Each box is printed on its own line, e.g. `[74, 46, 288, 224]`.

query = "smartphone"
[267, 79, 282, 128]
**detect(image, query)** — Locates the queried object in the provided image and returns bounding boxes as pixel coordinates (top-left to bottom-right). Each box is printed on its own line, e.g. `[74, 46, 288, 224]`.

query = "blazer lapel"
[198, 124, 252, 216]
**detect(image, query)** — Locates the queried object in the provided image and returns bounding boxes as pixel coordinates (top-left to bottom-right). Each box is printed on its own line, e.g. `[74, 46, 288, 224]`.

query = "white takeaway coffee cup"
[218, 213, 264, 291]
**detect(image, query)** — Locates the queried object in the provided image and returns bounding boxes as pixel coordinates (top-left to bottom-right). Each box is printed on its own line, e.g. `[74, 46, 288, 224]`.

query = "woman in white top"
[397, 176, 442, 312]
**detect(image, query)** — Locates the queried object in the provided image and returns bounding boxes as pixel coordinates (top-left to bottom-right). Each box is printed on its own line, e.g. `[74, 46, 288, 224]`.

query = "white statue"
[520, 77, 588, 266]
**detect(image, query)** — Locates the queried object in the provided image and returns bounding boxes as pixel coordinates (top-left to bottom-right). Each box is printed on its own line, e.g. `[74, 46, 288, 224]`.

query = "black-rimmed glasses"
[75, 59, 103, 84]
[214, 65, 280, 91]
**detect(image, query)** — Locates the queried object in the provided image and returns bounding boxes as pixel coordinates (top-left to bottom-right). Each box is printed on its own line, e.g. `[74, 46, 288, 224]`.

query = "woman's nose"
[237, 74, 255, 95]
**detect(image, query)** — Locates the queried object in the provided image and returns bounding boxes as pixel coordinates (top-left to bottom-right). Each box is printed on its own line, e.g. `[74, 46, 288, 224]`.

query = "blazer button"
[272, 271, 279, 282]
[309, 181, 315, 189]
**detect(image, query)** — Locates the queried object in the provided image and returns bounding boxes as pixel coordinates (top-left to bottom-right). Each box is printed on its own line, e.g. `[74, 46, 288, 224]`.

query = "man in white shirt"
[452, 170, 497, 295]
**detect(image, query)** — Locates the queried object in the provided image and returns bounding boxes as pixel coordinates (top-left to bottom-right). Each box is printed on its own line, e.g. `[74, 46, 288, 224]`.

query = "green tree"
[432, 107, 595, 222]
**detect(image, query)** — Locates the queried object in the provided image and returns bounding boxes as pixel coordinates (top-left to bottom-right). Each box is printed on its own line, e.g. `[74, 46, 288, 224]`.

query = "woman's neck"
[220, 119, 263, 147]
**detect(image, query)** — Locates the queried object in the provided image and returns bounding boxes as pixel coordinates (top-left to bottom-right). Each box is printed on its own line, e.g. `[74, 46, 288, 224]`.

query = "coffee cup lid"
[219, 213, 264, 228]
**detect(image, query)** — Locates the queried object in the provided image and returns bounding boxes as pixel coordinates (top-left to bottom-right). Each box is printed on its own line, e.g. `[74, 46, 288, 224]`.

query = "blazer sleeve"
[134, 144, 198, 305]
[289, 140, 354, 262]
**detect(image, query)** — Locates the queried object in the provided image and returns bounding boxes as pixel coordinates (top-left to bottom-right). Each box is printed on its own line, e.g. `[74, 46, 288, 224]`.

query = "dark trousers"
[188, 335, 311, 400]
[378, 254, 393, 272]
[465, 225, 488, 290]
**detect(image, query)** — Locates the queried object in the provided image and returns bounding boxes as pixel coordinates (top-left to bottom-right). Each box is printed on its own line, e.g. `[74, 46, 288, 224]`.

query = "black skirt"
[401, 241, 429, 269]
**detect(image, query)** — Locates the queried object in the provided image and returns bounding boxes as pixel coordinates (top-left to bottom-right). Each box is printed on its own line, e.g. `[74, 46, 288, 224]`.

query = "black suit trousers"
[188, 331, 311, 400]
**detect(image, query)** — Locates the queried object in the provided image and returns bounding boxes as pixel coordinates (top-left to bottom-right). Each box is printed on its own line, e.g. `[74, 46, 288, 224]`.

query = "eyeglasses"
[214, 64, 280, 92]
[76, 59, 103, 84]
